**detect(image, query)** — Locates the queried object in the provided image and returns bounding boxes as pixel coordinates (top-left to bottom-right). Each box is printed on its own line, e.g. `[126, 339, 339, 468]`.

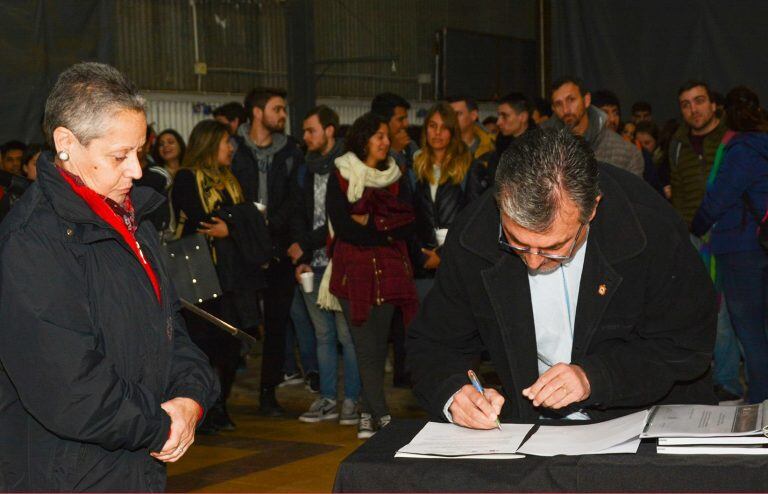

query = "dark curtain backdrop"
[0, 0, 114, 144]
[551, 0, 768, 122]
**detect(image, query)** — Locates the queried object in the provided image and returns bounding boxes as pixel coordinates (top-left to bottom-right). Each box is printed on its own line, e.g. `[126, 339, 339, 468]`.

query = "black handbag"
[161, 233, 223, 304]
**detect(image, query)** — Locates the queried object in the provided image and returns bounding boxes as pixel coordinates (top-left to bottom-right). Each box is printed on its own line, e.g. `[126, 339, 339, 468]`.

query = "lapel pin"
[598, 284, 607, 296]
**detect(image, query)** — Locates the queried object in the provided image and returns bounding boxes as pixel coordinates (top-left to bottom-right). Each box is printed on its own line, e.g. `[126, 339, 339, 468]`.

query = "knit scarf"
[317, 152, 402, 311]
[305, 139, 344, 175]
[194, 167, 244, 215]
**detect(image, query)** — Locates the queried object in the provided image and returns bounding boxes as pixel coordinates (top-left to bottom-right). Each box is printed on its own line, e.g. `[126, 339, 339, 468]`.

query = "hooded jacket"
[544, 106, 644, 177]
[0, 154, 218, 491]
[469, 124, 495, 161]
[691, 132, 768, 254]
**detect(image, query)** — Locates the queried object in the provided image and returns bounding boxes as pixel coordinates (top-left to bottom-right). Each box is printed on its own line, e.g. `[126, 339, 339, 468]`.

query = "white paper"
[659, 436, 768, 446]
[516, 410, 649, 456]
[657, 445, 768, 455]
[395, 422, 533, 459]
[395, 452, 524, 459]
[641, 402, 767, 438]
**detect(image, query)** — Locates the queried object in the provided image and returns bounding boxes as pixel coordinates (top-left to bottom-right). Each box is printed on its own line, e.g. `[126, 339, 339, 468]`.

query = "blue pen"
[467, 370, 502, 430]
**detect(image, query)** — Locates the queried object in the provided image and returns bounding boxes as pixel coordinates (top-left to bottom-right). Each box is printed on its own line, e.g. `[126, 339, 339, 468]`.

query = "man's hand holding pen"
[448, 385, 505, 430]
[522, 363, 591, 410]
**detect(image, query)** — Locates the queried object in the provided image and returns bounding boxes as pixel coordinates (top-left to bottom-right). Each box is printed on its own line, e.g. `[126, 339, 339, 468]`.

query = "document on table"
[516, 410, 649, 456]
[640, 401, 768, 438]
[395, 422, 533, 459]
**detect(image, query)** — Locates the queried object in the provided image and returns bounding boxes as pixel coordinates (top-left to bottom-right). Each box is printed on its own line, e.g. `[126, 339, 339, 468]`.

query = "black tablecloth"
[333, 419, 768, 492]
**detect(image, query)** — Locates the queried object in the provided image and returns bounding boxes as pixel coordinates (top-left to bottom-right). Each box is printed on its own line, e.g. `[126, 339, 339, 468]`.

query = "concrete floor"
[167, 349, 428, 492]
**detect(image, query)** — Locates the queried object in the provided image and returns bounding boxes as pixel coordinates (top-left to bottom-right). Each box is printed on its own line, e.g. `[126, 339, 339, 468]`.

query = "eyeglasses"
[498, 222, 587, 261]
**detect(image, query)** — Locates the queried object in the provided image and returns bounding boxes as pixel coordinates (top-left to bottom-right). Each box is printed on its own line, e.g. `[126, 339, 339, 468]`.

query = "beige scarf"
[317, 151, 402, 311]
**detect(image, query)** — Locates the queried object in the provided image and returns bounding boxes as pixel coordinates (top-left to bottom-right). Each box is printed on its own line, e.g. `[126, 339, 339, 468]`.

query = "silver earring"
[57, 150, 70, 161]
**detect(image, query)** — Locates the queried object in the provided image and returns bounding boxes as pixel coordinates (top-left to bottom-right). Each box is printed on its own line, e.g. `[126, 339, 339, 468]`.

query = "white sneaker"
[277, 372, 303, 387]
[357, 413, 375, 439]
[377, 414, 391, 430]
[299, 397, 338, 423]
[339, 398, 359, 425]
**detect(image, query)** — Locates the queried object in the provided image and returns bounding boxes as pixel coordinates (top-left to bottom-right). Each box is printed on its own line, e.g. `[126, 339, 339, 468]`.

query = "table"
[333, 420, 768, 492]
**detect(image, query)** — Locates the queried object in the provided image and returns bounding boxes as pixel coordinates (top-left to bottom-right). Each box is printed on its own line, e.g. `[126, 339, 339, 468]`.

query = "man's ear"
[52, 126, 77, 155]
[584, 92, 592, 108]
[589, 194, 603, 222]
[252, 107, 263, 123]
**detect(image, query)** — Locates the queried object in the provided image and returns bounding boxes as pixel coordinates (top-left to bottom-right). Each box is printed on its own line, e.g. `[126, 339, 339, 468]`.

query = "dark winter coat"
[0, 154, 219, 492]
[288, 140, 345, 263]
[410, 161, 485, 278]
[230, 133, 304, 256]
[407, 163, 717, 423]
[691, 131, 768, 254]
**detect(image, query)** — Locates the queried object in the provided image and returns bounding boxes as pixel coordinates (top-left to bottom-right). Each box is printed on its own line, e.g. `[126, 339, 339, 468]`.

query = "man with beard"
[669, 81, 728, 226]
[543, 77, 643, 177]
[591, 90, 622, 133]
[291, 105, 361, 425]
[231, 87, 304, 415]
[406, 128, 716, 428]
[669, 80, 740, 403]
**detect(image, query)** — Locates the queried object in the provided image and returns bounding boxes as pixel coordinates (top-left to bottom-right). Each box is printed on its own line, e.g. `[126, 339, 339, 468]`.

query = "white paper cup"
[300, 271, 314, 293]
[435, 228, 449, 247]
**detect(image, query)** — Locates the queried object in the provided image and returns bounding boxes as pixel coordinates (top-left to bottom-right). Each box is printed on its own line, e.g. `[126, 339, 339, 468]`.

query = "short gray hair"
[43, 62, 145, 149]
[494, 128, 600, 231]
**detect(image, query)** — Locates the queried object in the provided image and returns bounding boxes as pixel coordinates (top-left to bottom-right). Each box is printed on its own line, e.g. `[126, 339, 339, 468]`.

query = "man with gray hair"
[407, 128, 716, 428]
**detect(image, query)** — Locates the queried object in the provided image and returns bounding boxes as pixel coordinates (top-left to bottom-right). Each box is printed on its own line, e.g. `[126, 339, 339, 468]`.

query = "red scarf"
[58, 168, 162, 304]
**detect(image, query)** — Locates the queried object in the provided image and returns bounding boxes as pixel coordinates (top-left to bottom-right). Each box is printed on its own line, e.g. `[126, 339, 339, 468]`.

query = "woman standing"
[0, 62, 218, 491]
[171, 119, 270, 433]
[692, 86, 768, 403]
[152, 128, 186, 178]
[321, 112, 418, 439]
[411, 102, 482, 297]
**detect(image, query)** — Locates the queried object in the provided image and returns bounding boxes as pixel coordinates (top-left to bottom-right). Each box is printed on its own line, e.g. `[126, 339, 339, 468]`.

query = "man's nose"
[523, 253, 546, 270]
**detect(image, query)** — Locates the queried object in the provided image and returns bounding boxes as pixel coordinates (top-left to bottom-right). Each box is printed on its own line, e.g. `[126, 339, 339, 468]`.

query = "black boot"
[258, 386, 285, 417]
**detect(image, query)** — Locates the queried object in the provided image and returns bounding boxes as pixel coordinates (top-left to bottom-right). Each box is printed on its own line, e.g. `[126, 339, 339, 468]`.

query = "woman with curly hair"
[320, 112, 418, 439]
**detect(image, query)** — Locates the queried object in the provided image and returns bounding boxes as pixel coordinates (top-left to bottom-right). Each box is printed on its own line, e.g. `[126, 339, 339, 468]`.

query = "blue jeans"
[718, 250, 768, 403]
[285, 286, 318, 376]
[712, 298, 743, 396]
[301, 266, 361, 401]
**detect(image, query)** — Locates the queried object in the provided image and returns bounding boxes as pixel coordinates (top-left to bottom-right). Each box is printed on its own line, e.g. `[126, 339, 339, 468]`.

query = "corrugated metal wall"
[116, 0, 535, 99]
[143, 92, 499, 141]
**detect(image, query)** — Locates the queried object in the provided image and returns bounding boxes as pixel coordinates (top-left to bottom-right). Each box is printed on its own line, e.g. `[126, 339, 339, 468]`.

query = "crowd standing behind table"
[0, 65, 766, 474]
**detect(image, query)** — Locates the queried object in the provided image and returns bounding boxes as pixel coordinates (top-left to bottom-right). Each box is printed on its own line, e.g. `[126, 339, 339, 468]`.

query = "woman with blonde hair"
[411, 102, 485, 296]
[172, 119, 271, 433]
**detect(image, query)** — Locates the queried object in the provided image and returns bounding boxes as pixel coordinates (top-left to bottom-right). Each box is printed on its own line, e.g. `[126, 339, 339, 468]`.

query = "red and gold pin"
[598, 284, 607, 296]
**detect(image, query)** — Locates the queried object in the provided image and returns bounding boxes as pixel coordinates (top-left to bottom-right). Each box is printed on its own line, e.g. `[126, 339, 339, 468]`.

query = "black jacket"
[406, 163, 717, 423]
[288, 142, 345, 263]
[231, 134, 304, 256]
[0, 155, 219, 491]
[410, 161, 486, 277]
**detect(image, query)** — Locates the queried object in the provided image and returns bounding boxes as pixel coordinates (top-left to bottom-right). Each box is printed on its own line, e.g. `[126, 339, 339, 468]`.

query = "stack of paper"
[395, 410, 649, 459]
[395, 422, 532, 459]
[640, 401, 768, 455]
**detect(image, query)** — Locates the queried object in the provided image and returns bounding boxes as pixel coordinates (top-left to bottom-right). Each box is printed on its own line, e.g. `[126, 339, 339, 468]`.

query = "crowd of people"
[1, 62, 767, 489]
